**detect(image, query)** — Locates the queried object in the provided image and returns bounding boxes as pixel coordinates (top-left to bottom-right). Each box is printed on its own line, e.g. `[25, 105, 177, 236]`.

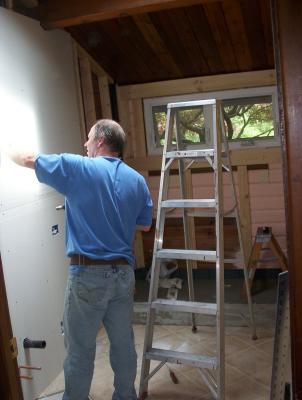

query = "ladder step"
[162, 199, 216, 208]
[166, 149, 215, 159]
[156, 250, 242, 264]
[146, 348, 217, 370]
[157, 249, 216, 262]
[151, 299, 217, 315]
[168, 99, 216, 108]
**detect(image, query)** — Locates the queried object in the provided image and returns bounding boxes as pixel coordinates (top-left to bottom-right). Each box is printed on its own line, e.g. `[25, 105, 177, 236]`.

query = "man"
[9, 119, 153, 400]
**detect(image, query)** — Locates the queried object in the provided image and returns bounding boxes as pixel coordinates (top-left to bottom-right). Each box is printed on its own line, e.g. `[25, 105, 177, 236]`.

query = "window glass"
[144, 87, 278, 154]
[222, 96, 274, 141]
[153, 105, 206, 147]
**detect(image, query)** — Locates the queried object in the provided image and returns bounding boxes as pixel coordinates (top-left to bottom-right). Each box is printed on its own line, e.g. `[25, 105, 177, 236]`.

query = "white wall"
[0, 8, 83, 399]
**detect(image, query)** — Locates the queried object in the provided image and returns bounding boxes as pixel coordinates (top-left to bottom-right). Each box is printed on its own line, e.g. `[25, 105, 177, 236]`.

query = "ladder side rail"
[214, 101, 225, 400]
[174, 111, 196, 330]
[219, 107, 257, 340]
[139, 107, 175, 398]
[148, 107, 175, 301]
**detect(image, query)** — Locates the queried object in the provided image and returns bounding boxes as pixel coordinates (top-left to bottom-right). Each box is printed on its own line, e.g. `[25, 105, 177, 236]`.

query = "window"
[153, 104, 207, 147]
[144, 87, 279, 155]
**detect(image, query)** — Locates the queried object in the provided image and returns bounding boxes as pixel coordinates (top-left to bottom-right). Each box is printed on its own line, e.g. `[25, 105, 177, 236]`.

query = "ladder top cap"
[167, 99, 217, 108]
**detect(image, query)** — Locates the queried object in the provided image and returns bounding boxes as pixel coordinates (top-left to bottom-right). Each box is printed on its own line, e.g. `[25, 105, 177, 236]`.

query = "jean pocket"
[76, 278, 108, 305]
[119, 268, 135, 296]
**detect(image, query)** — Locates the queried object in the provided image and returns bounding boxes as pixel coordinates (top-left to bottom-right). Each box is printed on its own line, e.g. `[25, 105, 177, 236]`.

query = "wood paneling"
[186, 5, 223, 73]
[125, 147, 281, 171]
[16, 1, 274, 85]
[70, 23, 139, 84]
[272, 0, 302, 397]
[101, 19, 154, 82]
[240, 0, 268, 70]
[36, 0, 221, 29]
[148, 10, 199, 77]
[118, 16, 170, 82]
[62, 1, 274, 85]
[259, 0, 275, 67]
[161, 8, 209, 75]
[203, 2, 238, 72]
[143, 217, 242, 268]
[221, 0, 252, 70]
[119, 70, 276, 100]
[132, 13, 182, 78]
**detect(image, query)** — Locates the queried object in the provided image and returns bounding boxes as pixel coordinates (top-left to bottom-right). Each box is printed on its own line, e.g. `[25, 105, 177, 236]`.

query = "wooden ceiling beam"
[18, 0, 38, 7]
[34, 0, 223, 29]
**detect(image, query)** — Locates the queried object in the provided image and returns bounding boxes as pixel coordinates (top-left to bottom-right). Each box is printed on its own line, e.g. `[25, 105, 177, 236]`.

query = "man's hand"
[1, 141, 37, 169]
[8, 151, 37, 169]
[136, 225, 152, 232]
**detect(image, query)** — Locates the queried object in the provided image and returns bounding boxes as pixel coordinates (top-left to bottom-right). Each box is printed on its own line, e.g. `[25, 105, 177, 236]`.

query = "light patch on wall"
[0, 88, 40, 194]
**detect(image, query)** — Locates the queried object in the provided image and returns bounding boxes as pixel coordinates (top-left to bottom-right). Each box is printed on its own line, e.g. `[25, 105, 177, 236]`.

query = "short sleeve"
[136, 179, 153, 226]
[35, 154, 75, 195]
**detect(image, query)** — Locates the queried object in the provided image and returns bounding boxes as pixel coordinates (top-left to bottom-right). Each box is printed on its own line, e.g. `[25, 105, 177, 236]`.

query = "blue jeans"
[62, 264, 137, 400]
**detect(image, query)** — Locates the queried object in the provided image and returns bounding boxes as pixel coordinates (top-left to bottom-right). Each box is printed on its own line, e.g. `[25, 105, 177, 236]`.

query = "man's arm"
[6, 150, 37, 169]
[136, 225, 151, 232]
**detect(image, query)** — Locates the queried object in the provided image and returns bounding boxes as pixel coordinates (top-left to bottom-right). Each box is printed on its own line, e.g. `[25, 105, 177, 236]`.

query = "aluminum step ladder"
[139, 99, 256, 400]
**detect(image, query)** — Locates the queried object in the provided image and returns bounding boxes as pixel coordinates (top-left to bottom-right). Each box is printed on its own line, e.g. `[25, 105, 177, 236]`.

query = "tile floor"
[41, 323, 274, 400]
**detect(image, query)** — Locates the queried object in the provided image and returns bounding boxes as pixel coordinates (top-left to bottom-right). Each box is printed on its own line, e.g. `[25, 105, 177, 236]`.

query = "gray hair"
[94, 119, 126, 155]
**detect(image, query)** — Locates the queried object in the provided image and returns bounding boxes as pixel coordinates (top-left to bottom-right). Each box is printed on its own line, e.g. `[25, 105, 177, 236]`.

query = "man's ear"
[96, 137, 104, 148]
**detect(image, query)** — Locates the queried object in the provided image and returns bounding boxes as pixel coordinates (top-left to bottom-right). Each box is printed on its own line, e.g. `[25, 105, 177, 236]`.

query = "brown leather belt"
[70, 255, 128, 266]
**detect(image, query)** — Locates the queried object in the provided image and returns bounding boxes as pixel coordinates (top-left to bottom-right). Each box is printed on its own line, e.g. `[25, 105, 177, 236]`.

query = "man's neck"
[94, 149, 119, 158]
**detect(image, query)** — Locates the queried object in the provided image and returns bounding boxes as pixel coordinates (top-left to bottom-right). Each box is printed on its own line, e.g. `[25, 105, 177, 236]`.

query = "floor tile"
[40, 324, 274, 400]
[227, 347, 272, 386]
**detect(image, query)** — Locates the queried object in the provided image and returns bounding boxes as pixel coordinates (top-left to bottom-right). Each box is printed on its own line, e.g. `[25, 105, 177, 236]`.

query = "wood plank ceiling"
[14, 0, 274, 85]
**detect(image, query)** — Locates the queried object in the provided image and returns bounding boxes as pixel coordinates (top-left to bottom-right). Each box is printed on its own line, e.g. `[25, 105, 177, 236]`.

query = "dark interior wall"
[272, 0, 302, 398]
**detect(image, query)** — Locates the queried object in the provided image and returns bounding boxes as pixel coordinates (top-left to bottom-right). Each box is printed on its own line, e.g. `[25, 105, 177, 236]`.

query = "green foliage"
[154, 106, 206, 145]
[223, 102, 274, 140]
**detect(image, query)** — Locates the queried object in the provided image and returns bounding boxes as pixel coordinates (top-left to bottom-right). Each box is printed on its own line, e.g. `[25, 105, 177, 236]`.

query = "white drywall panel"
[0, 194, 67, 399]
[0, 8, 83, 399]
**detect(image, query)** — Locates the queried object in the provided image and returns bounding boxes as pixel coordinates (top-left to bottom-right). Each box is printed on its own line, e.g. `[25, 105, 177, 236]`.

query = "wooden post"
[72, 42, 86, 149]
[237, 166, 252, 261]
[98, 76, 112, 119]
[0, 255, 23, 400]
[129, 99, 148, 268]
[272, 0, 302, 398]
[78, 55, 96, 132]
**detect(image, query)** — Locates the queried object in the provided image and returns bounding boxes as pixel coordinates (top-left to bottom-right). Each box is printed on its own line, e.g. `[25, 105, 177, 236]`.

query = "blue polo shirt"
[35, 154, 153, 266]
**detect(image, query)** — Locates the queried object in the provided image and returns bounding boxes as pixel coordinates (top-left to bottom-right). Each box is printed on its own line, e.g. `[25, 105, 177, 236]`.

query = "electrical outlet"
[52, 225, 59, 235]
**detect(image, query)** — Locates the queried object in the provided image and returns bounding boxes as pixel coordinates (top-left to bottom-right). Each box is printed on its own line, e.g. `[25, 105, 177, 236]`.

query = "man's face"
[84, 127, 98, 157]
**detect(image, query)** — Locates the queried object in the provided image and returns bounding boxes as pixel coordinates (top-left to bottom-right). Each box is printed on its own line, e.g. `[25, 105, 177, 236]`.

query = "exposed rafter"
[34, 0, 222, 29]
[18, 0, 38, 6]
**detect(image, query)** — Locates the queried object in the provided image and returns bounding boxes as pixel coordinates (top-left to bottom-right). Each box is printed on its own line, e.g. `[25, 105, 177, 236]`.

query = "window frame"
[143, 86, 279, 155]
